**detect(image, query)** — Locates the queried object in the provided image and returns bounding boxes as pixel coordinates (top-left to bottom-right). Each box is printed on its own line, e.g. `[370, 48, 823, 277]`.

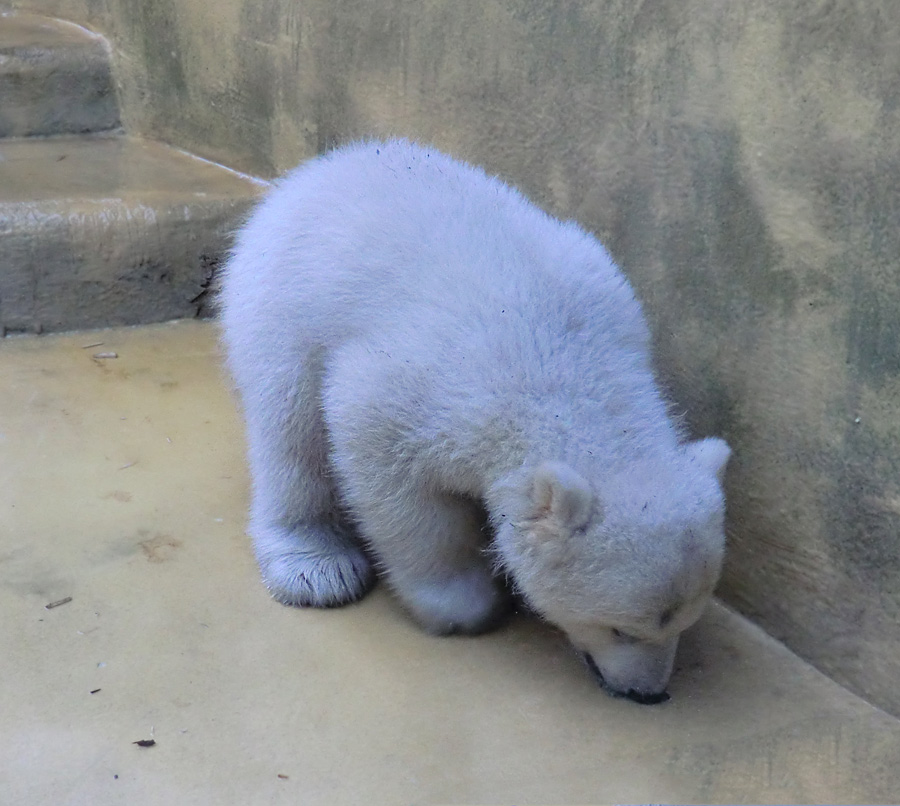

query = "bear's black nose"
[624, 688, 670, 705]
[581, 652, 671, 705]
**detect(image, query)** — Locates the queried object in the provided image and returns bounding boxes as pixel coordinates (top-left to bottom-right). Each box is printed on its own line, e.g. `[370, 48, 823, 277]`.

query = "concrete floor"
[3, 320, 900, 805]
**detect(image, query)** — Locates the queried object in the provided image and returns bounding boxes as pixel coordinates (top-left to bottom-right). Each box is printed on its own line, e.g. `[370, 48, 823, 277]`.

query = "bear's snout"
[581, 651, 671, 705]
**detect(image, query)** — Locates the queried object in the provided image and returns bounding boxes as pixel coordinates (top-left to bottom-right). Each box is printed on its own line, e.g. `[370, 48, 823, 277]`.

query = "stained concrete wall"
[11, 0, 900, 717]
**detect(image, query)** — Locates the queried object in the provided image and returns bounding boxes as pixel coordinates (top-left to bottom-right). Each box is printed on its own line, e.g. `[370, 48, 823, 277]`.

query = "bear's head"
[490, 437, 730, 704]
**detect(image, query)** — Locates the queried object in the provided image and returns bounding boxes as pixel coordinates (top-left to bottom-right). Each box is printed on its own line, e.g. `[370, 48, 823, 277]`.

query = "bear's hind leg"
[241, 353, 374, 608]
[345, 479, 510, 634]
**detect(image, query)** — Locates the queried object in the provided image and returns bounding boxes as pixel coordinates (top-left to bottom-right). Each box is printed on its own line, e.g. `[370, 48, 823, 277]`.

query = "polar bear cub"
[221, 140, 730, 704]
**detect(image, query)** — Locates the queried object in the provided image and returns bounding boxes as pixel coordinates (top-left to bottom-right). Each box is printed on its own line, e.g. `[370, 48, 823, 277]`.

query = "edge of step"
[0, 135, 267, 335]
[0, 10, 120, 137]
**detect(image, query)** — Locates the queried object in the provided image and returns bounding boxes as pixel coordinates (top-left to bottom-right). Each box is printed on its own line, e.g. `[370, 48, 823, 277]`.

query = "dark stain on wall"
[124, 0, 187, 99]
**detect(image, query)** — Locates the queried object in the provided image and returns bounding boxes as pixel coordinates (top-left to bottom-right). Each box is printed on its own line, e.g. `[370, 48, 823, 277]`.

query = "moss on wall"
[12, 0, 900, 716]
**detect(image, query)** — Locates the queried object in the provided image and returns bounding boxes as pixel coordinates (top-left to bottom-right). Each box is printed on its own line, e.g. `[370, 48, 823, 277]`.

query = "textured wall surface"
[9, 0, 900, 716]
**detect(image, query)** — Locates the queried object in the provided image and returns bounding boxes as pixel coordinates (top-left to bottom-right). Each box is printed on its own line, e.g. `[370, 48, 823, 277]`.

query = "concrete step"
[0, 11, 120, 137]
[0, 134, 264, 334]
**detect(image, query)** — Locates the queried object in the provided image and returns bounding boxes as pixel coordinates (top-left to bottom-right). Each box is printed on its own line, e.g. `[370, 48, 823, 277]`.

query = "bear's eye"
[611, 628, 640, 644]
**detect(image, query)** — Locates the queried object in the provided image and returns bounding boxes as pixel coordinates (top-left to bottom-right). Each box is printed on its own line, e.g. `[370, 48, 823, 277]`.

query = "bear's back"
[225, 140, 647, 362]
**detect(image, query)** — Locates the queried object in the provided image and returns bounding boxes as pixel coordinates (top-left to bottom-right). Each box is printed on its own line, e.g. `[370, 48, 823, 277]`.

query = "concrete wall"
[13, 0, 900, 717]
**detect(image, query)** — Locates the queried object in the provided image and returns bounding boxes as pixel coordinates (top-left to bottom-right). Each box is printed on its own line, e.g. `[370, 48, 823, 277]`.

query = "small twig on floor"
[81, 342, 104, 349]
[118, 462, 137, 470]
[132, 726, 156, 748]
[45, 597, 73, 610]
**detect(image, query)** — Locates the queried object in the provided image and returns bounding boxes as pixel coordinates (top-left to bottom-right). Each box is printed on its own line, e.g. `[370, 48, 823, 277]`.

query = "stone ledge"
[0, 11, 120, 136]
[0, 134, 264, 333]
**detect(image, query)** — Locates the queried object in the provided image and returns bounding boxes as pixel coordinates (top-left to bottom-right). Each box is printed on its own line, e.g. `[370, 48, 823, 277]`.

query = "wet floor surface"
[3, 320, 899, 805]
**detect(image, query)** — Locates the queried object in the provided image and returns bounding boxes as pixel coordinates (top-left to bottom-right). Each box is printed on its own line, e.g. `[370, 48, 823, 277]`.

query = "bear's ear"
[685, 438, 731, 484]
[529, 462, 596, 531]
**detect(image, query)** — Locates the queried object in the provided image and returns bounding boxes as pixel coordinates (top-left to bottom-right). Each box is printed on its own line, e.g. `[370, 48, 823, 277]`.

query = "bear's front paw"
[258, 540, 374, 608]
[399, 568, 511, 635]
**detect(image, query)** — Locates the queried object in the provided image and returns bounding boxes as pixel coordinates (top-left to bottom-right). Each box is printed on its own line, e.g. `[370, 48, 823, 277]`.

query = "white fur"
[221, 140, 730, 700]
